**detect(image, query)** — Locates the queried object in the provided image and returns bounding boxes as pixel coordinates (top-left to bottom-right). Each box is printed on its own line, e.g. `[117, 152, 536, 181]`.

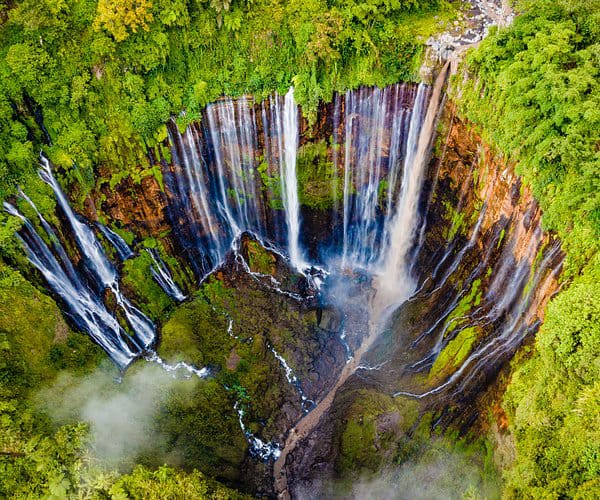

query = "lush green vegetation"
[502, 254, 599, 497]
[0, 265, 248, 497]
[297, 139, 340, 209]
[457, 0, 600, 496]
[336, 389, 419, 473]
[0, 0, 598, 497]
[457, 0, 599, 274]
[0, 0, 451, 207]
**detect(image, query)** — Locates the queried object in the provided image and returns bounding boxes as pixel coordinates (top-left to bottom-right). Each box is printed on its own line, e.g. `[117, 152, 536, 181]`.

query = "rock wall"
[281, 104, 564, 497]
[73, 92, 563, 497]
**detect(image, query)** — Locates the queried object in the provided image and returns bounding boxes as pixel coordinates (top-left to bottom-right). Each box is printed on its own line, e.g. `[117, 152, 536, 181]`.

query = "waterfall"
[4, 79, 446, 377]
[3, 200, 138, 368]
[280, 88, 305, 270]
[205, 99, 249, 235]
[165, 88, 307, 276]
[168, 121, 225, 276]
[163, 83, 437, 281]
[335, 83, 429, 270]
[147, 248, 187, 302]
[376, 62, 450, 312]
[5, 157, 210, 376]
[4, 74, 565, 481]
[97, 223, 134, 261]
[38, 157, 117, 288]
[37, 158, 157, 349]
[395, 236, 563, 399]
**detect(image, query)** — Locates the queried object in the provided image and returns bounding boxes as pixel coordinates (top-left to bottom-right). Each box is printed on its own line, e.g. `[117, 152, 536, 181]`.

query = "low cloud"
[296, 442, 499, 500]
[36, 361, 198, 466]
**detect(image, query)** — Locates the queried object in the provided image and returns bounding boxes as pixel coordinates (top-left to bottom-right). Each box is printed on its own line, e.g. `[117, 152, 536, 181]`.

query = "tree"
[95, 0, 154, 42]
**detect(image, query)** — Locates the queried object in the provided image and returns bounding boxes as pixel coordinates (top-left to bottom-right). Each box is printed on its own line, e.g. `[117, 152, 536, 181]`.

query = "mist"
[36, 360, 199, 466]
[296, 440, 500, 500]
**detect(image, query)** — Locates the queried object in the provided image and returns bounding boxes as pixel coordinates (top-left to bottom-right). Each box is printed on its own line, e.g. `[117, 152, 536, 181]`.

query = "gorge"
[5, 63, 564, 496]
[0, 0, 597, 498]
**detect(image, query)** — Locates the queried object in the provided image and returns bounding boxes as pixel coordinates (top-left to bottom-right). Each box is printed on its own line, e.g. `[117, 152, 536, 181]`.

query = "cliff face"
[279, 104, 564, 497]
[52, 89, 563, 495]
[82, 164, 170, 238]
[397, 105, 563, 401]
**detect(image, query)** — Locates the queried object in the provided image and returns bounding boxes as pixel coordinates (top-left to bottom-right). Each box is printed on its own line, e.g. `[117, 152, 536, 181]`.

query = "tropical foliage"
[0, 0, 447, 204]
[457, 1, 600, 495]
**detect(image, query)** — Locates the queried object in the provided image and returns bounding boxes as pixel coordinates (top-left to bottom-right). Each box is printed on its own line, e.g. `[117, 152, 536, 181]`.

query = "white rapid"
[146, 248, 187, 302]
[145, 352, 209, 379]
[234, 401, 282, 461]
[269, 344, 314, 412]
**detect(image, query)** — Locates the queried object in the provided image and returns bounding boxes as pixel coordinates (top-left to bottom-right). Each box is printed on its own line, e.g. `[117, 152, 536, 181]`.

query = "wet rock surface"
[277, 107, 562, 497]
[154, 234, 349, 495]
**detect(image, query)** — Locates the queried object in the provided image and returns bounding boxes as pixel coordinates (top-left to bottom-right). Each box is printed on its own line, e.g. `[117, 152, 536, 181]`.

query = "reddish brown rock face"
[97, 171, 170, 237]
[59, 92, 561, 497]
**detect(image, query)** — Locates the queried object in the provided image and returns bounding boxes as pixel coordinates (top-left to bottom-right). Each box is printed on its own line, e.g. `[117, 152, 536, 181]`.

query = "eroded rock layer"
[7, 87, 562, 497]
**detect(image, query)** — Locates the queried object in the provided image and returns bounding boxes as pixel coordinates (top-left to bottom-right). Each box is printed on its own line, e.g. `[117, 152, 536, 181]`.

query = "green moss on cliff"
[246, 239, 276, 275]
[110, 225, 135, 246]
[0, 270, 103, 392]
[443, 279, 482, 336]
[297, 140, 341, 209]
[429, 326, 478, 382]
[121, 251, 174, 320]
[257, 161, 283, 210]
[159, 283, 232, 367]
[337, 389, 419, 473]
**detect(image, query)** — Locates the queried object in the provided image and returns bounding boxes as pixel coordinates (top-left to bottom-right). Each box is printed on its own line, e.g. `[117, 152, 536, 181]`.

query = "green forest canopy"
[0, 0, 446, 203]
